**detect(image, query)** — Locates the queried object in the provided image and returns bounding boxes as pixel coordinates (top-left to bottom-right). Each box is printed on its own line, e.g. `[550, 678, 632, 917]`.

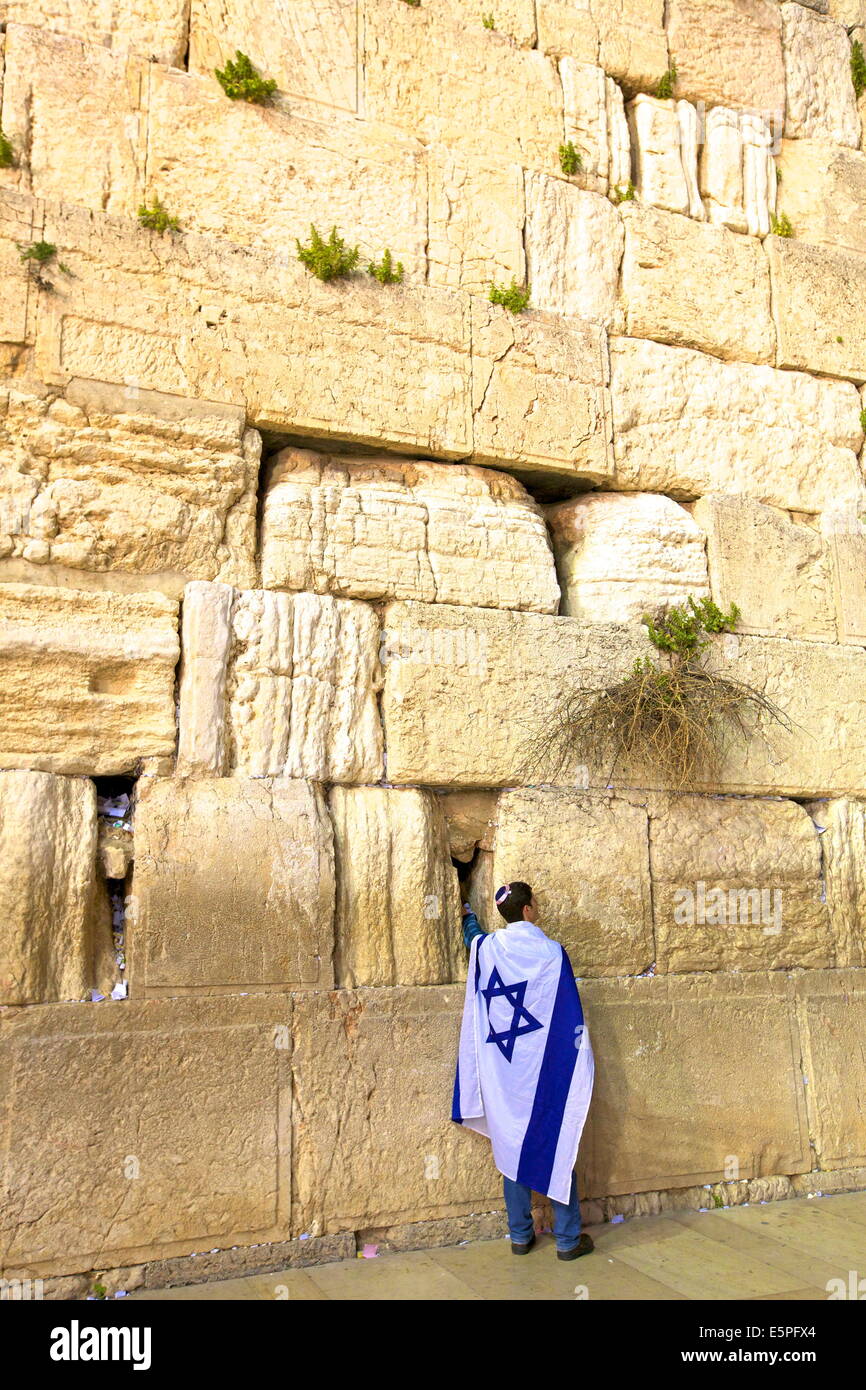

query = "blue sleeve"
[462, 908, 487, 950]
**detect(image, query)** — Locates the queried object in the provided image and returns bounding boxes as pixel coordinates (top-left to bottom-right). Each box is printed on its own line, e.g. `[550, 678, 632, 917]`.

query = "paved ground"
[129, 1190, 866, 1301]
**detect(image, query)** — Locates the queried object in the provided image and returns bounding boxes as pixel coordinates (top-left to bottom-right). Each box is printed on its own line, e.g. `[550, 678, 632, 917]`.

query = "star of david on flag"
[481, 966, 543, 1061]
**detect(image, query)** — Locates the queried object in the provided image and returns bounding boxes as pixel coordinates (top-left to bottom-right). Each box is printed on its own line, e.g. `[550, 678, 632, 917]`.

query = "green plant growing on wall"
[770, 211, 793, 238]
[0, 128, 14, 169]
[559, 141, 583, 176]
[296, 224, 359, 281]
[137, 198, 180, 233]
[775, 165, 782, 186]
[852, 38, 866, 99]
[519, 595, 790, 790]
[489, 277, 530, 313]
[18, 240, 71, 290]
[482, 12, 495, 28]
[612, 180, 635, 203]
[655, 60, 677, 100]
[401, 0, 421, 6]
[214, 50, 277, 103]
[368, 249, 404, 284]
[859, 407, 866, 433]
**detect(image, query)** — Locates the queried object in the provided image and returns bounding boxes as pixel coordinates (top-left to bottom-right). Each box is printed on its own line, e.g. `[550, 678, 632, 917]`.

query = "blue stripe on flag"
[515, 946, 580, 1193]
[451, 1062, 462, 1123]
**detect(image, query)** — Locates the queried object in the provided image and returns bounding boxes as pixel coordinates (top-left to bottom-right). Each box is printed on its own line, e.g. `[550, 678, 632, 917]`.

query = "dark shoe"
[510, 1234, 536, 1255]
[556, 1232, 594, 1261]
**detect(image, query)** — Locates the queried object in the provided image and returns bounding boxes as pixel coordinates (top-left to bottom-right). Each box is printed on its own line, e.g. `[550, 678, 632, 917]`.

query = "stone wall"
[2, 0, 866, 1293]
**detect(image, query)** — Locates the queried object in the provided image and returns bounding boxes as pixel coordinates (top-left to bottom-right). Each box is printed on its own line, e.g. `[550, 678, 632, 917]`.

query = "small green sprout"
[613, 180, 636, 204]
[215, 50, 277, 103]
[559, 141, 583, 176]
[368, 249, 404, 284]
[137, 198, 180, 234]
[489, 278, 530, 314]
[656, 60, 677, 100]
[770, 211, 793, 238]
[296, 224, 360, 281]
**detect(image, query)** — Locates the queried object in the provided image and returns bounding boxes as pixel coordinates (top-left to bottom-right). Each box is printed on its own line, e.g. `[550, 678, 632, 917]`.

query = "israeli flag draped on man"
[452, 919, 594, 1204]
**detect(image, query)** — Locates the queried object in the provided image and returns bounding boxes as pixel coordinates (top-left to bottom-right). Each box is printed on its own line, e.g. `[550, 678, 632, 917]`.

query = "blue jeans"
[503, 1172, 582, 1252]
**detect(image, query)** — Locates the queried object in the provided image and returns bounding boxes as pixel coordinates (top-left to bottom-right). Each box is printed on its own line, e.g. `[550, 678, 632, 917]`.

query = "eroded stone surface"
[768, 234, 866, 384]
[699, 106, 778, 238]
[524, 176, 624, 327]
[560, 59, 632, 196]
[537, 0, 668, 93]
[132, 777, 335, 995]
[805, 801, 866, 968]
[2, 1, 189, 64]
[796, 970, 866, 1167]
[546, 491, 709, 623]
[0, 583, 179, 775]
[666, 0, 786, 113]
[427, 151, 525, 292]
[781, 2, 860, 146]
[330, 786, 461, 988]
[260, 447, 560, 614]
[775, 140, 866, 255]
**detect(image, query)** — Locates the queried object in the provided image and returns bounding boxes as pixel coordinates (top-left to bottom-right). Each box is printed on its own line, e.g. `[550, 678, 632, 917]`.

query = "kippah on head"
[495, 880, 533, 924]
[494, 884, 511, 905]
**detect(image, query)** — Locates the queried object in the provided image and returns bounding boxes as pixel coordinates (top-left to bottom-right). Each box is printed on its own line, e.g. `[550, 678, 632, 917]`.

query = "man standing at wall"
[452, 881, 595, 1260]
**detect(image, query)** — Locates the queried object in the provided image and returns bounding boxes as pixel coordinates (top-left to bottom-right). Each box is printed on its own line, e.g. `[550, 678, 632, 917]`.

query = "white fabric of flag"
[452, 921, 594, 1204]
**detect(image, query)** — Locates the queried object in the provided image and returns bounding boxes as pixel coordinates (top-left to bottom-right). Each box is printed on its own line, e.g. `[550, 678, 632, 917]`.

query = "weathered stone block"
[146, 66, 427, 280]
[473, 789, 654, 977]
[2, 1, 189, 65]
[189, 0, 358, 115]
[259, 447, 560, 614]
[427, 151, 525, 293]
[627, 96, 703, 218]
[470, 299, 613, 491]
[538, 0, 668, 94]
[363, 3, 563, 172]
[781, 2, 860, 145]
[436, 0, 538, 47]
[795, 970, 866, 1167]
[545, 491, 709, 623]
[666, 0, 786, 113]
[805, 800, 866, 967]
[610, 337, 864, 511]
[648, 794, 831, 973]
[132, 777, 334, 996]
[380, 601, 650, 787]
[693, 494, 837, 642]
[559, 60, 632, 197]
[524, 176, 624, 327]
[1, 25, 146, 214]
[775, 140, 866, 255]
[768, 233, 866, 383]
[620, 204, 775, 363]
[290, 986, 501, 1235]
[0, 584, 179, 774]
[828, 508, 866, 644]
[0, 193, 36, 345]
[176, 585, 383, 783]
[0, 769, 113, 1003]
[700, 107, 778, 239]
[439, 790, 498, 862]
[0, 995, 292, 1274]
[579, 972, 810, 1198]
[330, 787, 461, 988]
[0, 381, 259, 593]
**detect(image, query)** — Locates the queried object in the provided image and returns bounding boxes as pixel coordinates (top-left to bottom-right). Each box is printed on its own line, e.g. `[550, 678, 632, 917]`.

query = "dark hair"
[495, 881, 534, 923]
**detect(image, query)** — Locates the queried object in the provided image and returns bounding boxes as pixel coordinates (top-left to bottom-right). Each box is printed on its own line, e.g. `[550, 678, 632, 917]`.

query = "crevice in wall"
[93, 774, 135, 1001]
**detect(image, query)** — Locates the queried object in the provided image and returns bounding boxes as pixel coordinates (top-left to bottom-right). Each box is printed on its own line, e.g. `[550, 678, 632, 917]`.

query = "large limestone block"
[189, 0, 359, 115]
[470, 300, 613, 492]
[291, 986, 502, 1234]
[795, 970, 866, 1167]
[828, 504, 866, 643]
[537, 0, 668, 94]
[1, 1, 189, 64]
[805, 800, 866, 967]
[435, 0, 538, 47]
[648, 794, 831, 973]
[524, 176, 624, 328]
[427, 151, 526, 293]
[0, 381, 258, 593]
[627, 96, 703, 218]
[829, 0, 866, 22]
[473, 790, 654, 977]
[579, 972, 810, 1197]
[176, 584, 383, 782]
[666, 0, 786, 113]
[0, 193, 36, 346]
[768, 235, 866, 382]
[260, 447, 559, 615]
[693, 494, 836, 642]
[775, 140, 866, 255]
[560, 60, 632, 197]
[363, 3, 563, 173]
[21, 193, 473, 458]
[0, 25, 146, 214]
[609, 337, 864, 512]
[0, 770, 111, 1003]
[620, 204, 775, 364]
[380, 601, 650, 787]
[330, 787, 461, 988]
[781, 3, 860, 145]
[0, 584, 179, 774]
[0, 995, 292, 1274]
[131, 778, 335, 996]
[700, 107, 778, 238]
[545, 492, 709, 623]
[146, 66, 427, 281]
[439, 790, 498, 862]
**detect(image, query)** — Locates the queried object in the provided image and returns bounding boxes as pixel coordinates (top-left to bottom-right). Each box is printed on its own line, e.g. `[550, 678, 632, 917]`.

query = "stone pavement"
[129, 1191, 866, 1301]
